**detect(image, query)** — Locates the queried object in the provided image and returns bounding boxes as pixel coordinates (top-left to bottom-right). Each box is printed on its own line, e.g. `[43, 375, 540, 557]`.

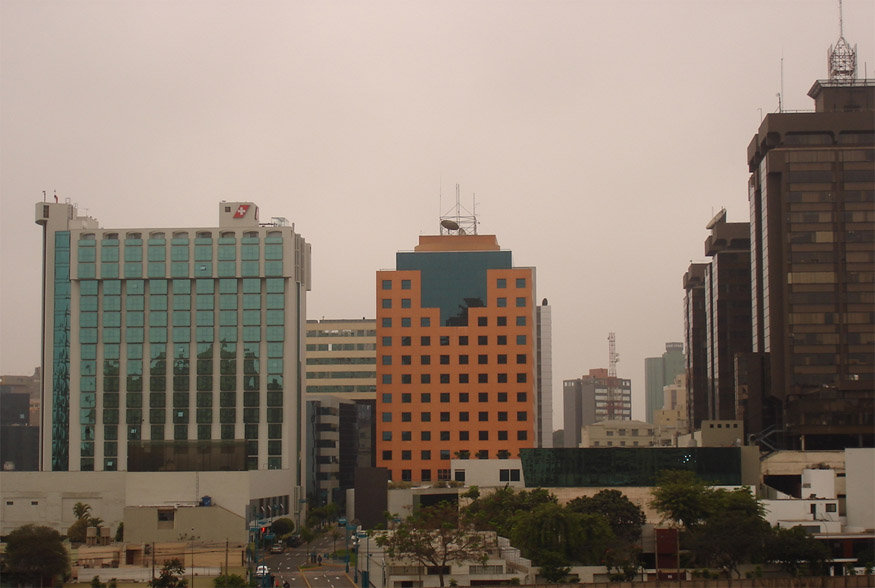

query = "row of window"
[381, 278, 527, 290]
[382, 372, 528, 384]
[382, 429, 529, 442]
[381, 411, 528, 423]
[382, 445, 523, 460]
[381, 335, 527, 346]
[382, 391, 528, 403]
[381, 297, 527, 309]
[381, 316, 527, 329]
[388, 465, 518, 483]
[79, 231, 283, 241]
[382, 354, 528, 368]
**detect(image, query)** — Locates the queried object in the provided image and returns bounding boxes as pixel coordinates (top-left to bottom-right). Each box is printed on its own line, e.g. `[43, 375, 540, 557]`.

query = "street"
[259, 531, 359, 588]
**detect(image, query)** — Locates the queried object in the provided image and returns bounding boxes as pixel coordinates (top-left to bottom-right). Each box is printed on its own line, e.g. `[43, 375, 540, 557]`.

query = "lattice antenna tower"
[828, 0, 857, 82]
[439, 183, 478, 235]
[608, 332, 619, 378]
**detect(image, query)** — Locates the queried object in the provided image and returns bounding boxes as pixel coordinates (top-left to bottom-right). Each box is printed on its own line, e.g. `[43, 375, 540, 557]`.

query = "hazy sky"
[2, 1, 873, 426]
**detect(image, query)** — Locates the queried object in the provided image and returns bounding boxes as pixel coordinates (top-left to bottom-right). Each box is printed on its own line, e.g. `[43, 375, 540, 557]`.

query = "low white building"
[354, 531, 532, 588]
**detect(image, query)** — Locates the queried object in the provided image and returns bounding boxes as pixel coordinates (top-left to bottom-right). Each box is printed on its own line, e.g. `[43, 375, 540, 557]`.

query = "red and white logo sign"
[233, 205, 250, 218]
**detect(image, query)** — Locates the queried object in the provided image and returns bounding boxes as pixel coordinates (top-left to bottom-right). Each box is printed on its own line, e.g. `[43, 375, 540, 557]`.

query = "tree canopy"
[566, 489, 646, 545]
[3, 524, 70, 585]
[149, 558, 188, 588]
[377, 500, 488, 588]
[463, 486, 556, 538]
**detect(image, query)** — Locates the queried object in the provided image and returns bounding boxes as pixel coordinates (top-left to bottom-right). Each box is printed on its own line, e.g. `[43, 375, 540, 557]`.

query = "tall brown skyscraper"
[744, 32, 874, 449]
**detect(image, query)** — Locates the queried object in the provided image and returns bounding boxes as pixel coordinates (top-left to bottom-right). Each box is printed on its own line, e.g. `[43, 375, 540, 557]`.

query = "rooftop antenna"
[439, 183, 478, 235]
[828, 0, 856, 82]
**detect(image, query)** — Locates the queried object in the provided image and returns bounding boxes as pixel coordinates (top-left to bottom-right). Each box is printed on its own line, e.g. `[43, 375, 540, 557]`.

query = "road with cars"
[255, 531, 360, 588]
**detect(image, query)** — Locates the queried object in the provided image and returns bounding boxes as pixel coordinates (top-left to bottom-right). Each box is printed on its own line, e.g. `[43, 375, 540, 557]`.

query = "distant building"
[644, 343, 684, 423]
[702, 211, 752, 421]
[563, 369, 632, 448]
[653, 373, 688, 433]
[683, 263, 709, 432]
[580, 419, 676, 448]
[305, 319, 377, 399]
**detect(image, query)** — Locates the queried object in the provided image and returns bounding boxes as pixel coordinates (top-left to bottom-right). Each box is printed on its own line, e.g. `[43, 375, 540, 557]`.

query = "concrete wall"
[123, 504, 246, 543]
[845, 448, 875, 532]
[0, 471, 127, 535]
[451, 458, 525, 488]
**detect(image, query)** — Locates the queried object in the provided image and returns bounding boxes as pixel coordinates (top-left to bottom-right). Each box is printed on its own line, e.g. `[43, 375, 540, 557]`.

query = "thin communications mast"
[607, 333, 621, 420]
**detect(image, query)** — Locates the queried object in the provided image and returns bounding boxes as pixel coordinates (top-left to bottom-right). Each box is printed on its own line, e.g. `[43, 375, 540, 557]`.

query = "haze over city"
[2, 0, 873, 425]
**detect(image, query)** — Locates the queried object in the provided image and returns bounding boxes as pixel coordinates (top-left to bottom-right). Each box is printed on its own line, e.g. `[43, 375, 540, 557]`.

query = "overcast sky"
[2, 0, 873, 426]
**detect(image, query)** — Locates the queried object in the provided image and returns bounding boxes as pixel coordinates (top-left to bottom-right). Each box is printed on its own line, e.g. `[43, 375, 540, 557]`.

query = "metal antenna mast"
[606, 333, 621, 420]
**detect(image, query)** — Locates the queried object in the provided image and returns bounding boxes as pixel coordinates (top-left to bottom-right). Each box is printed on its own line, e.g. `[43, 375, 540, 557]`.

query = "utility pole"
[225, 538, 229, 576]
[151, 542, 155, 580]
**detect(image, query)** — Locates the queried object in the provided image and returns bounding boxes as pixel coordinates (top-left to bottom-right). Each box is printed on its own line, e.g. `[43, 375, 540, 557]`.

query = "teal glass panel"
[243, 408, 259, 423]
[244, 375, 260, 391]
[266, 294, 283, 309]
[217, 261, 235, 276]
[171, 262, 189, 277]
[80, 328, 97, 343]
[196, 279, 214, 294]
[147, 263, 165, 278]
[264, 244, 282, 260]
[267, 342, 282, 358]
[243, 326, 260, 342]
[101, 263, 119, 278]
[127, 280, 145, 295]
[173, 311, 190, 326]
[195, 245, 212, 261]
[80, 376, 96, 392]
[127, 344, 143, 359]
[243, 294, 260, 309]
[171, 245, 189, 261]
[80, 312, 98, 327]
[127, 296, 144, 311]
[220, 294, 237, 310]
[266, 408, 282, 423]
[173, 296, 191, 311]
[124, 246, 142, 262]
[264, 234, 282, 244]
[219, 311, 237, 326]
[78, 247, 96, 262]
[126, 312, 144, 327]
[78, 263, 96, 279]
[264, 261, 282, 276]
[196, 295, 214, 310]
[104, 280, 122, 295]
[149, 312, 167, 327]
[81, 344, 97, 359]
[172, 279, 190, 294]
[149, 296, 167, 311]
[266, 326, 283, 341]
[126, 327, 144, 342]
[103, 297, 120, 311]
[241, 261, 259, 276]
[219, 279, 237, 294]
[196, 311, 214, 326]
[80, 394, 96, 408]
[150, 280, 168, 294]
[218, 245, 235, 261]
[149, 328, 167, 342]
[219, 327, 237, 342]
[242, 244, 259, 260]
[106, 328, 122, 343]
[101, 247, 119, 262]
[196, 327, 213, 342]
[148, 246, 166, 262]
[242, 279, 260, 294]
[266, 279, 284, 293]
[518, 448, 743, 487]
[266, 309, 283, 325]
[80, 280, 98, 295]
[242, 310, 260, 326]
[173, 327, 190, 341]
[220, 408, 235, 423]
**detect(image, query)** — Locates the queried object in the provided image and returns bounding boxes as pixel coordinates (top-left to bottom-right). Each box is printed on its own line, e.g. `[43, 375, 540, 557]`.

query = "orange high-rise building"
[375, 233, 540, 483]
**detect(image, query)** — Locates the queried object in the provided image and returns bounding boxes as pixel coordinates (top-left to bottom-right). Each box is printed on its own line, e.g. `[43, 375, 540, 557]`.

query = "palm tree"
[330, 528, 342, 557]
[89, 517, 104, 528]
[73, 502, 92, 520]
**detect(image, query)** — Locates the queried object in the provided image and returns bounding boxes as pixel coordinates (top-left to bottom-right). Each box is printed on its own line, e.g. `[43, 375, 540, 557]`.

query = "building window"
[401, 279, 411, 289]
[401, 299, 411, 308]
[382, 299, 392, 308]
[420, 336, 430, 346]
[517, 430, 527, 441]
[516, 335, 527, 345]
[516, 316, 526, 326]
[440, 412, 450, 421]
[401, 317, 411, 327]
[516, 278, 526, 288]
[517, 392, 527, 402]
[421, 412, 431, 422]
[382, 318, 392, 327]
[478, 355, 488, 364]
[517, 373, 527, 383]
[401, 450, 411, 460]
[459, 373, 469, 383]
[459, 336, 468, 346]
[459, 354, 469, 365]
[420, 317, 430, 327]
[401, 412, 411, 422]
[478, 317, 488, 326]
[440, 374, 450, 384]
[497, 298, 507, 307]
[479, 431, 489, 441]
[440, 431, 450, 441]
[498, 412, 508, 421]
[478, 374, 488, 383]
[421, 374, 431, 384]
[515, 297, 526, 307]
[459, 393, 469, 403]
[459, 431, 469, 441]
[419, 355, 430, 365]
[478, 392, 488, 402]
[454, 470, 465, 482]
[382, 451, 393, 460]
[497, 335, 507, 345]
[421, 469, 432, 482]
[421, 431, 431, 441]
[382, 280, 392, 290]
[421, 450, 431, 460]
[478, 411, 488, 422]
[440, 393, 450, 403]
[497, 279, 506, 288]
[498, 430, 508, 440]
[440, 355, 450, 365]
[459, 412, 469, 422]
[402, 431, 412, 441]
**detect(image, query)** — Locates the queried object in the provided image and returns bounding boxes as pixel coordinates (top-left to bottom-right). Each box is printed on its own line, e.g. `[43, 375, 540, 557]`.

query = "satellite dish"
[441, 219, 460, 231]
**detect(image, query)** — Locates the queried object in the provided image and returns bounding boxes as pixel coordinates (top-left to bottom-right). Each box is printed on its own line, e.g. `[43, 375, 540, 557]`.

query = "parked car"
[255, 564, 270, 577]
[270, 543, 284, 553]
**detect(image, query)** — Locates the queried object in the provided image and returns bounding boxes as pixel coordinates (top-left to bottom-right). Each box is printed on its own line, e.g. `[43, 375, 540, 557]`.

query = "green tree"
[73, 501, 92, 520]
[115, 522, 125, 542]
[271, 517, 295, 537]
[650, 470, 715, 529]
[687, 488, 770, 578]
[3, 524, 69, 585]
[68, 516, 91, 543]
[300, 526, 318, 557]
[213, 573, 248, 587]
[463, 486, 556, 538]
[330, 528, 343, 556]
[149, 558, 188, 588]
[566, 489, 645, 544]
[376, 501, 488, 588]
[511, 502, 611, 566]
[765, 526, 830, 576]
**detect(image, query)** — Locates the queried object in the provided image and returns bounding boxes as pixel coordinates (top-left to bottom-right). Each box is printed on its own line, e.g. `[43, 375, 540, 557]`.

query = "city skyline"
[2, 1, 874, 426]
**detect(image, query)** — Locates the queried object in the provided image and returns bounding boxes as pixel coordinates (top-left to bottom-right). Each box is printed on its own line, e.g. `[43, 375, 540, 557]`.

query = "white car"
[255, 564, 270, 577]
